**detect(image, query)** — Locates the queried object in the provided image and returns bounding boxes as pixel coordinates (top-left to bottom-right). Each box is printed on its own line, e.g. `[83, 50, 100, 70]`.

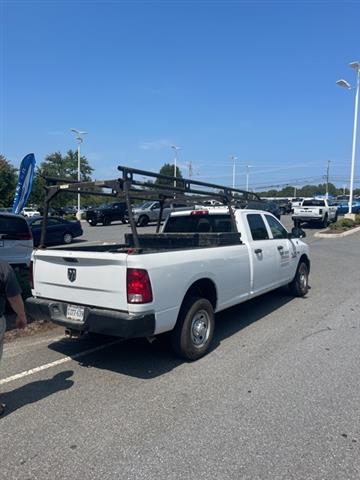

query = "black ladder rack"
[40, 165, 262, 249]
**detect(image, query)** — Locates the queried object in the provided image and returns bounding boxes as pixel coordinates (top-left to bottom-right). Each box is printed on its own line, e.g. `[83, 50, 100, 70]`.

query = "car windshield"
[139, 202, 155, 210]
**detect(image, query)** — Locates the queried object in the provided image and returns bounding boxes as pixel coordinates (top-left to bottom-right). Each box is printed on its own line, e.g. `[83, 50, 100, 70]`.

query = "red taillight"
[127, 268, 153, 304]
[29, 261, 34, 289]
[190, 210, 209, 215]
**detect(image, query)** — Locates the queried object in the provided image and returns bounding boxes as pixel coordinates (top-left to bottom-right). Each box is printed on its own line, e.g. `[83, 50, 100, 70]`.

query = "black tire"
[289, 261, 309, 297]
[138, 215, 149, 227]
[333, 213, 338, 223]
[63, 232, 73, 244]
[170, 297, 215, 360]
[88, 219, 97, 226]
[121, 217, 127, 224]
[322, 214, 329, 228]
[103, 217, 111, 226]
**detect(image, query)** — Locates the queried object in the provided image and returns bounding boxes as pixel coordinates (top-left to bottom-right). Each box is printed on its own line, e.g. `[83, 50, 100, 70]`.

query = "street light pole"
[336, 61, 360, 216]
[171, 145, 180, 188]
[245, 165, 252, 191]
[71, 129, 87, 220]
[230, 156, 237, 188]
[325, 160, 331, 199]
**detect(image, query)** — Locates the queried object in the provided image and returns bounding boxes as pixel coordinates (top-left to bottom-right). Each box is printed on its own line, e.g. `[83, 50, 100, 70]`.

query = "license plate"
[66, 304, 85, 322]
[0, 240, 3, 247]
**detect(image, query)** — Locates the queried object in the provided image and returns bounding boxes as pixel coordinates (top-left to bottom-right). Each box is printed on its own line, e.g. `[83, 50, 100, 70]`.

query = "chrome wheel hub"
[191, 310, 210, 347]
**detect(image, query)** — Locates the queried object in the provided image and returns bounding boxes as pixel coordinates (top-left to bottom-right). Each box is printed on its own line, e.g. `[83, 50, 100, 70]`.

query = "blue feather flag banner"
[12, 153, 36, 214]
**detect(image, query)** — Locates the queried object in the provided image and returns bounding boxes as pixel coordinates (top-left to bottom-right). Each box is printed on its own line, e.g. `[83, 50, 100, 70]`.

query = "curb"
[314, 225, 360, 238]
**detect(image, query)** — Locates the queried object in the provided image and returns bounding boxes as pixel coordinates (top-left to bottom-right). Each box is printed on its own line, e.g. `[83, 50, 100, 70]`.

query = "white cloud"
[139, 139, 173, 151]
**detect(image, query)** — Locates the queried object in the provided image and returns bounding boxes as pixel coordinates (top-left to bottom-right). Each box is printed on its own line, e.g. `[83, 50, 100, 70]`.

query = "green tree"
[28, 150, 94, 208]
[0, 155, 17, 208]
[155, 163, 183, 186]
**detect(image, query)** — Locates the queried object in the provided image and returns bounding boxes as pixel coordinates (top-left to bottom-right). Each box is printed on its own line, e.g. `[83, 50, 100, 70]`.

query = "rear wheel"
[88, 219, 97, 226]
[289, 261, 309, 297]
[63, 232, 73, 244]
[321, 214, 329, 228]
[170, 297, 215, 360]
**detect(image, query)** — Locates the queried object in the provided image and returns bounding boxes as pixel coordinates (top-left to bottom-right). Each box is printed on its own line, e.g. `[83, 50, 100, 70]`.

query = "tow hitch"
[65, 328, 84, 339]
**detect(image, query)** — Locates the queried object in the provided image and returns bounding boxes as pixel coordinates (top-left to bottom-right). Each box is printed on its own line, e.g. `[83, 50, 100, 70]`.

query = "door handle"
[277, 245, 284, 251]
[254, 248, 262, 254]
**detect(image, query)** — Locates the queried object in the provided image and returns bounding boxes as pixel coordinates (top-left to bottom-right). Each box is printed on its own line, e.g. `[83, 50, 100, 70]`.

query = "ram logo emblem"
[67, 268, 77, 282]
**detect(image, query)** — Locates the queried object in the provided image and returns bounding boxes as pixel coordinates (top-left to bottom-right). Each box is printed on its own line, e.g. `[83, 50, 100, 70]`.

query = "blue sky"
[1, 0, 359, 192]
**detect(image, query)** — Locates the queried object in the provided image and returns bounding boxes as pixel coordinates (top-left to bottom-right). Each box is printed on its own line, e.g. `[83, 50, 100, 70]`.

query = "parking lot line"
[0, 338, 123, 386]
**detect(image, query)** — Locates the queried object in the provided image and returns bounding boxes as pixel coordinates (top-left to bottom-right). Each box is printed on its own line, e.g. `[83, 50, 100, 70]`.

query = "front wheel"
[170, 297, 215, 360]
[137, 215, 149, 227]
[289, 261, 309, 297]
[88, 219, 97, 226]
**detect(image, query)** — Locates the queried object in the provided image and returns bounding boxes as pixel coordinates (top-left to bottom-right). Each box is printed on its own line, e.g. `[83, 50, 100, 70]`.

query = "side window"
[265, 215, 288, 239]
[247, 214, 269, 241]
[31, 219, 42, 227]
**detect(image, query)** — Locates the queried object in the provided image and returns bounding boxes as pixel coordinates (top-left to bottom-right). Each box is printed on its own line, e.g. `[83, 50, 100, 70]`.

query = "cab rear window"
[302, 200, 325, 207]
[164, 214, 234, 233]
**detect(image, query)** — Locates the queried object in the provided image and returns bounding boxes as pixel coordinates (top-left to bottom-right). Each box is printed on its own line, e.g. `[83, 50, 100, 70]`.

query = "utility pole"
[294, 186, 297, 197]
[325, 160, 331, 198]
[188, 161, 193, 178]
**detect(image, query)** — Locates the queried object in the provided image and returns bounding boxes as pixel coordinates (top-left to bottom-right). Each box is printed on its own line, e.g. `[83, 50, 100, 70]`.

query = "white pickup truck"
[26, 208, 310, 360]
[292, 198, 338, 227]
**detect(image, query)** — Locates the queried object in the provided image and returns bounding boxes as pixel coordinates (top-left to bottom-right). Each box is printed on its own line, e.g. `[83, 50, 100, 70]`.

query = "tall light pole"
[71, 129, 87, 220]
[336, 61, 360, 217]
[171, 145, 180, 188]
[325, 160, 331, 199]
[245, 165, 253, 191]
[230, 156, 238, 188]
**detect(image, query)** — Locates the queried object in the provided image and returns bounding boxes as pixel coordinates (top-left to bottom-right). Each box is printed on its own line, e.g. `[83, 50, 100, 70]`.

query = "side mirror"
[290, 227, 306, 239]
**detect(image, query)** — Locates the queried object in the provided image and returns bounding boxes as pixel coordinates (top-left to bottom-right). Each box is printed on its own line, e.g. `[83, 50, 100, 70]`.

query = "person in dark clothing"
[0, 260, 27, 416]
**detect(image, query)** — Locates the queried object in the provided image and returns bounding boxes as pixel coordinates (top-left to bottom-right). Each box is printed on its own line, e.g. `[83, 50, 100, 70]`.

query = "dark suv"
[86, 202, 127, 226]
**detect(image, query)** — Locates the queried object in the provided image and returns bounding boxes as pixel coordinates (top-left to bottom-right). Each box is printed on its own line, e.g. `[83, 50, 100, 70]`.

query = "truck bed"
[47, 232, 242, 254]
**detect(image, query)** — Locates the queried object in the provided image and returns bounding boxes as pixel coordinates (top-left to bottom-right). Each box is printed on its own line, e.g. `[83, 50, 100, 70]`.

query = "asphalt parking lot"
[1, 215, 359, 479]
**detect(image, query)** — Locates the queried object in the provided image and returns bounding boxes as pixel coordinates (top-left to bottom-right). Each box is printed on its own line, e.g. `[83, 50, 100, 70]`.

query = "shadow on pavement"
[1, 370, 74, 418]
[48, 288, 294, 379]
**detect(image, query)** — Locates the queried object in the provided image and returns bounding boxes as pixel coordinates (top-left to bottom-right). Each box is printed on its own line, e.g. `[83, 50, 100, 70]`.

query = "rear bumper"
[292, 215, 322, 222]
[25, 297, 155, 338]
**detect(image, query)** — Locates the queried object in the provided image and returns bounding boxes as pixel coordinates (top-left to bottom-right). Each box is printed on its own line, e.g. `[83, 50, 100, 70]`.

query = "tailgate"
[294, 207, 320, 216]
[32, 249, 129, 311]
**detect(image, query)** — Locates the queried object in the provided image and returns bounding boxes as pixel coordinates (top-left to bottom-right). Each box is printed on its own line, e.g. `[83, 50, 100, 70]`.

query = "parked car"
[0, 212, 33, 268]
[130, 201, 205, 226]
[271, 199, 292, 215]
[334, 200, 360, 215]
[242, 200, 281, 220]
[27, 216, 83, 246]
[21, 207, 40, 217]
[86, 202, 127, 226]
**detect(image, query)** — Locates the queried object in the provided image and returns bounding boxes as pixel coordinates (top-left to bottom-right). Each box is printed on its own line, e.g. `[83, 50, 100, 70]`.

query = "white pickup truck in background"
[292, 198, 338, 227]
[27, 208, 310, 360]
